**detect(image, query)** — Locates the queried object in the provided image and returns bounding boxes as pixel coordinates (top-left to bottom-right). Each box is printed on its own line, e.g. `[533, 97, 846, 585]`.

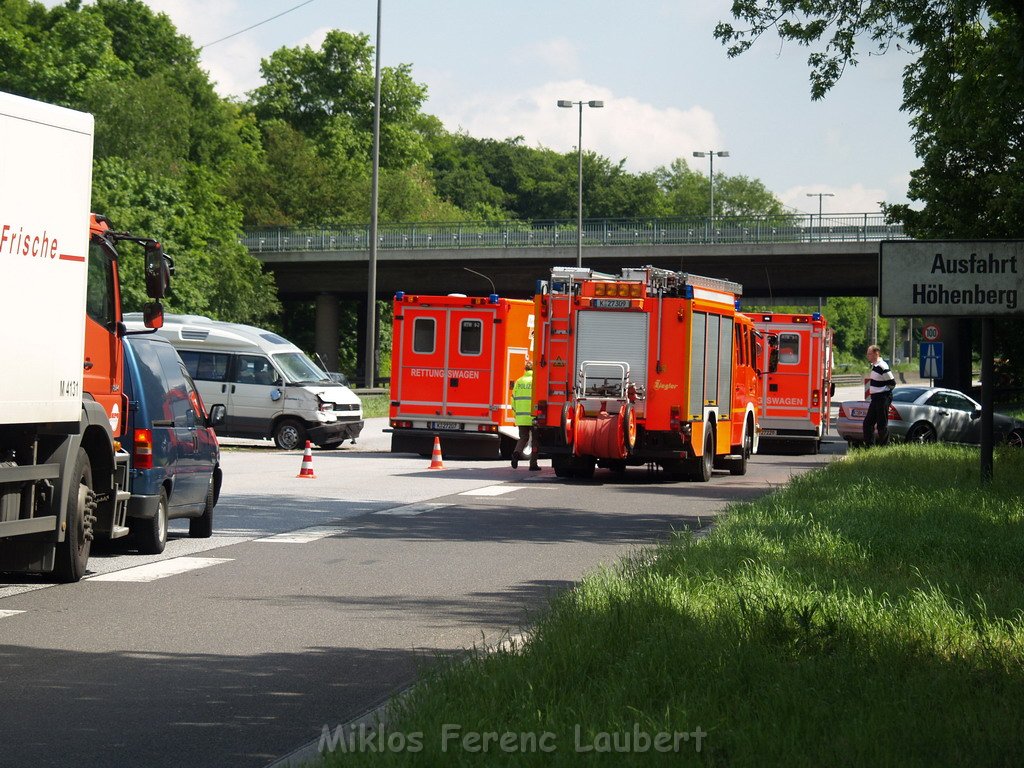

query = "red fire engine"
[532, 266, 764, 480]
[388, 292, 534, 458]
[752, 312, 834, 453]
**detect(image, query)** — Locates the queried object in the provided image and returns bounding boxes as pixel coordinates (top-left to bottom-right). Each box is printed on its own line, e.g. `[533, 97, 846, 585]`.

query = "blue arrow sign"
[920, 342, 943, 380]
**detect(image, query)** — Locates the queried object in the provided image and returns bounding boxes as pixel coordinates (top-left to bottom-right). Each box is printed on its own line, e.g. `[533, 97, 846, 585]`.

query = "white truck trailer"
[0, 91, 168, 582]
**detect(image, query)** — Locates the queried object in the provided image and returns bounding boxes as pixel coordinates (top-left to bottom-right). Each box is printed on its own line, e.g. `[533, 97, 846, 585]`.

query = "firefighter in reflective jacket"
[512, 359, 540, 470]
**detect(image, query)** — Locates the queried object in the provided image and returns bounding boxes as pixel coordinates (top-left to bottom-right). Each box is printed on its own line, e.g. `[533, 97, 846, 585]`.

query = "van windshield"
[273, 352, 334, 385]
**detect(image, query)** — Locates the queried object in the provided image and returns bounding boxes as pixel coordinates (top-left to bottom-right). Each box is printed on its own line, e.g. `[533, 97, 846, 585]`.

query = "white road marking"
[376, 502, 452, 516]
[87, 557, 233, 582]
[255, 527, 344, 543]
[0, 610, 25, 619]
[459, 486, 525, 497]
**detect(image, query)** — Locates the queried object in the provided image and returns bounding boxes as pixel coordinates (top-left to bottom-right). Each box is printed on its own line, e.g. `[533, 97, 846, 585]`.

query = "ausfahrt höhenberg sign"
[879, 240, 1023, 317]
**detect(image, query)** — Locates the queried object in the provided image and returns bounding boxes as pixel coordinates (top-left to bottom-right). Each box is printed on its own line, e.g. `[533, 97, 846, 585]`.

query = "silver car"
[836, 386, 1024, 447]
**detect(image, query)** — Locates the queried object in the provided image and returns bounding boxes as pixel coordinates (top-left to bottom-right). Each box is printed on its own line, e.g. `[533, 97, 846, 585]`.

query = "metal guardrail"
[241, 213, 906, 253]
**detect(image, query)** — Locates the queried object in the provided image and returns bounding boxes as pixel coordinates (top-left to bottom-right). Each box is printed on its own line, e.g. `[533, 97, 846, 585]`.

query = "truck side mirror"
[142, 301, 164, 329]
[145, 243, 172, 299]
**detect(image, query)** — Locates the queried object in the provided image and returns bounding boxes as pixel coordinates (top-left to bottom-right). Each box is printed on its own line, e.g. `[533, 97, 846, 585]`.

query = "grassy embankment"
[359, 393, 389, 419]
[320, 443, 1024, 766]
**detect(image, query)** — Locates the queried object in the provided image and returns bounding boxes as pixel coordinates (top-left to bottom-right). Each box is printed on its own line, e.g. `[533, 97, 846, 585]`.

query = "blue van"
[123, 334, 225, 554]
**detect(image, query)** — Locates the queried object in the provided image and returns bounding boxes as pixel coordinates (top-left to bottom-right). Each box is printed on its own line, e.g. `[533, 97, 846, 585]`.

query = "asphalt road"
[0, 423, 845, 768]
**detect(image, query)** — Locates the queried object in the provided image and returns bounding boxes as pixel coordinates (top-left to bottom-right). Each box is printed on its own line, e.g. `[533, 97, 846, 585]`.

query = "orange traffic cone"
[296, 440, 316, 478]
[428, 436, 445, 469]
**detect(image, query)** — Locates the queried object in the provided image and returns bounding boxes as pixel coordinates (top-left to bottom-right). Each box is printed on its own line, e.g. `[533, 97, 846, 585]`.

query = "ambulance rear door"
[394, 305, 497, 429]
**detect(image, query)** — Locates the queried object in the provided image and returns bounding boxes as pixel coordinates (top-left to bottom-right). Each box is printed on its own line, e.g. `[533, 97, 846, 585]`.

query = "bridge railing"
[241, 213, 907, 253]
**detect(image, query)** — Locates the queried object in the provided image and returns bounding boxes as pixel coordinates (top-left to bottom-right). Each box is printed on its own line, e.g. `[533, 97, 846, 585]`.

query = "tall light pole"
[558, 99, 603, 267]
[692, 149, 728, 242]
[364, 0, 382, 387]
[806, 192, 834, 240]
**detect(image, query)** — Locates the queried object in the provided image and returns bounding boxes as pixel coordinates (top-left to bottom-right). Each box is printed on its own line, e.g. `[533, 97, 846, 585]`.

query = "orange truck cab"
[533, 266, 763, 481]
[387, 292, 534, 458]
[752, 312, 834, 453]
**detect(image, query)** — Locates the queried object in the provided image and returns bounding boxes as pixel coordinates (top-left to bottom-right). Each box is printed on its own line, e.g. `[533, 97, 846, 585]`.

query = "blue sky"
[72, 1, 920, 214]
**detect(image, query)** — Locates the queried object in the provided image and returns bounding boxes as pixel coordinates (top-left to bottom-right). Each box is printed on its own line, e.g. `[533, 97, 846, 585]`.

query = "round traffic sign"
[922, 323, 941, 342]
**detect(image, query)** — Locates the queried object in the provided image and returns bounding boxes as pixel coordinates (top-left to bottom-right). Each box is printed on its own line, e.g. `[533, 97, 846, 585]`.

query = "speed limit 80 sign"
[922, 323, 941, 342]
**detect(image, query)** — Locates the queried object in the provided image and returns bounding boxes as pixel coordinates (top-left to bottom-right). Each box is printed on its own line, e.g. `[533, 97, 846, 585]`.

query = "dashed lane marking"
[0, 610, 25, 619]
[459, 485, 525, 497]
[255, 527, 345, 543]
[375, 502, 452, 516]
[87, 557, 233, 582]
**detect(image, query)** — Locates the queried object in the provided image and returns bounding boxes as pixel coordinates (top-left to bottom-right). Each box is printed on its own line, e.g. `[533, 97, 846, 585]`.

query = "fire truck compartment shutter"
[575, 311, 649, 386]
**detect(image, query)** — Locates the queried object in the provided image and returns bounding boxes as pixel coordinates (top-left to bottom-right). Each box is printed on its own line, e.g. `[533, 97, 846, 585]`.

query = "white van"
[124, 314, 363, 450]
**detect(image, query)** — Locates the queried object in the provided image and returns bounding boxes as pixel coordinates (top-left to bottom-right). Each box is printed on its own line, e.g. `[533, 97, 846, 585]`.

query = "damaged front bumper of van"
[308, 418, 364, 446]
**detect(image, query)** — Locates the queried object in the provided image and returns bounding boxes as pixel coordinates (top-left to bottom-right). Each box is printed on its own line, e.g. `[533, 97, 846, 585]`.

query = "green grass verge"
[321, 444, 1024, 766]
[359, 393, 389, 419]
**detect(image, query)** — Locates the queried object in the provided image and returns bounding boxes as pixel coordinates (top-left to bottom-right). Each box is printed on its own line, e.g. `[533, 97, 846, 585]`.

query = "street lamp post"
[558, 99, 603, 267]
[806, 192, 834, 241]
[692, 150, 729, 242]
[364, 0, 382, 388]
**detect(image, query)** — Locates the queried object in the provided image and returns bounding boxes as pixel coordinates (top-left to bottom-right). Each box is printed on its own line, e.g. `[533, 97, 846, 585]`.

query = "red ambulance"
[388, 292, 534, 458]
[752, 312, 834, 453]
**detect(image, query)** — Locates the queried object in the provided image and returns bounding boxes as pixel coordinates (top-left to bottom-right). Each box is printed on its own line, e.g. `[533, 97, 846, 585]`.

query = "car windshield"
[893, 387, 929, 403]
[272, 352, 333, 385]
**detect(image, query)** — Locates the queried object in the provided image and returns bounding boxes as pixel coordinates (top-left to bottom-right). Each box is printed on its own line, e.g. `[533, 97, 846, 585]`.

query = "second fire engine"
[532, 266, 766, 480]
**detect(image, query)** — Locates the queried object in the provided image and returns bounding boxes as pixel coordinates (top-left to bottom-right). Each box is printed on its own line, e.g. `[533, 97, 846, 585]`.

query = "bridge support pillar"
[315, 292, 340, 374]
[933, 318, 975, 394]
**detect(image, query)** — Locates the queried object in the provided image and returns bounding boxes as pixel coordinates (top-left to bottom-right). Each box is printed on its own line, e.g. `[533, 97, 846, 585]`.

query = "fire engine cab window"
[412, 318, 435, 354]
[86, 240, 116, 328]
[778, 333, 800, 364]
[460, 319, 483, 355]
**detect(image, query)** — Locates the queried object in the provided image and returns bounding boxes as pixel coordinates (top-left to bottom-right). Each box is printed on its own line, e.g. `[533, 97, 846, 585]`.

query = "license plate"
[760, 429, 777, 436]
[429, 421, 462, 430]
[851, 408, 867, 418]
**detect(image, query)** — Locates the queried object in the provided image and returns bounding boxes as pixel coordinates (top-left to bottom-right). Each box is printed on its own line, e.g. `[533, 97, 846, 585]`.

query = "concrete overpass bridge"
[244, 212, 904, 301]
[242, 213, 972, 386]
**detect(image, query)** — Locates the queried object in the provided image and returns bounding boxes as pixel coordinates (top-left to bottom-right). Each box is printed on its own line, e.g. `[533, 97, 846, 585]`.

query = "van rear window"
[129, 339, 193, 426]
[180, 350, 230, 382]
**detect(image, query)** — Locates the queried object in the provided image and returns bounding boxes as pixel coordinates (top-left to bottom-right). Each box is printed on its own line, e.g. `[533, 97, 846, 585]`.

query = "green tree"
[248, 30, 429, 168]
[1, 0, 281, 326]
[715, 0, 1024, 385]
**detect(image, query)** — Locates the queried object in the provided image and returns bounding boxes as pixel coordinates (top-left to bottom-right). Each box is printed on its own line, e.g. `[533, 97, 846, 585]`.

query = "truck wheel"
[273, 419, 306, 450]
[135, 489, 168, 555]
[189, 478, 215, 538]
[690, 430, 714, 482]
[573, 456, 596, 480]
[54, 448, 96, 583]
[729, 419, 753, 476]
[551, 455, 573, 478]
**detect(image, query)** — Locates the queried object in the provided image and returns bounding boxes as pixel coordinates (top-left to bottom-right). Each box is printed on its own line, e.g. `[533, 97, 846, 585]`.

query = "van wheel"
[274, 419, 306, 450]
[54, 448, 96, 583]
[135, 489, 168, 555]
[190, 479, 215, 538]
